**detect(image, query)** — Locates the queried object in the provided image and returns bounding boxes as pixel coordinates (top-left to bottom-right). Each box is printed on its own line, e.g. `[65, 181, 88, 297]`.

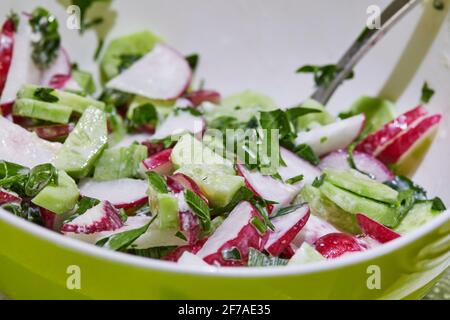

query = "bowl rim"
[0, 207, 449, 278]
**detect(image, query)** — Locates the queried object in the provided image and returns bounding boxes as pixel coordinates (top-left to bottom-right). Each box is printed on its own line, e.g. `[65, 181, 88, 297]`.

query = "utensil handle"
[310, 0, 420, 105]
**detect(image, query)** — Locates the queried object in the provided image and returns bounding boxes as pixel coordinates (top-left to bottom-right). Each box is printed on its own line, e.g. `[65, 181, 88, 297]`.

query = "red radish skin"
[0, 188, 21, 205]
[141, 141, 166, 156]
[264, 205, 310, 256]
[356, 213, 400, 243]
[114, 196, 148, 210]
[293, 215, 340, 246]
[163, 238, 207, 262]
[377, 114, 441, 164]
[39, 207, 70, 231]
[61, 201, 123, 234]
[356, 106, 428, 156]
[0, 19, 15, 96]
[280, 245, 296, 259]
[0, 101, 13, 116]
[48, 74, 72, 89]
[186, 90, 221, 107]
[196, 201, 269, 266]
[41, 48, 72, 88]
[315, 232, 364, 259]
[30, 123, 75, 141]
[179, 210, 201, 244]
[141, 148, 174, 176]
[319, 150, 394, 182]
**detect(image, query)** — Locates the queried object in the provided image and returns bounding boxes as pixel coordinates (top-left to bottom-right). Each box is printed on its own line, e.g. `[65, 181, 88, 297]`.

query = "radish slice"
[315, 232, 364, 259]
[356, 106, 428, 156]
[356, 213, 400, 243]
[39, 207, 74, 231]
[377, 114, 441, 165]
[141, 148, 173, 176]
[113, 133, 154, 149]
[186, 89, 221, 107]
[31, 123, 74, 141]
[0, 116, 61, 167]
[264, 204, 310, 256]
[163, 238, 207, 262]
[196, 201, 268, 266]
[278, 147, 321, 184]
[40, 48, 72, 88]
[61, 201, 124, 234]
[0, 19, 15, 96]
[178, 251, 215, 268]
[295, 114, 365, 157]
[236, 164, 299, 213]
[319, 150, 394, 182]
[0, 14, 41, 105]
[0, 188, 21, 205]
[151, 111, 205, 141]
[79, 179, 148, 209]
[293, 214, 340, 246]
[106, 44, 192, 100]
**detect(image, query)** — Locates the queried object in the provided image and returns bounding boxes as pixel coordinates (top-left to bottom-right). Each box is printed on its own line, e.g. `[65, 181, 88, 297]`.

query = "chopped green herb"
[185, 53, 199, 72]
[7, 11, 19, 32]
[127, 103, 158, 131]
[312, 174, 326, 188]
[431, 197, 446, 211]
[29, 7, 61, 69]
[118, 53, 142, 73]
[71, 0, 107, 33]
[128, 246, 177, 259]
[250, 216, 267, 235]
[94, 38, 104, 60]
[184, 189, 211, 232]
[146, 171, 169, 194]
[247, 248, 288, 267]
[221, 247, 241, 261]
[33, 88, 59, 103]
[212, 186, 254, 215]
[175, 231, 188, 241]
[420, 82, 435, 104]
[320, 136, 328, 144]
[285, 174, 304, 185]
[433, 0, 445, 10]
[96, 215, 157, 251]
[294, 144, 320, 166]
[24, 163, 58, 197]
[296, 64, 354, 88]
[384, 176, 427, 202]
[75, 197, 100, 216]
[270, 203, 305, 220]
[1, 202, 41, 224]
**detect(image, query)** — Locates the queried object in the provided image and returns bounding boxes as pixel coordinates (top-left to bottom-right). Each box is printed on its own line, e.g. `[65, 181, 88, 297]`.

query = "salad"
[0, 7, 446, 268]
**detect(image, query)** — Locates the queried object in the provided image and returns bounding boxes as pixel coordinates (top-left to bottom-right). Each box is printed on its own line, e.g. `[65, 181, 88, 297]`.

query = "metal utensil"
[311, 0, 420, 105]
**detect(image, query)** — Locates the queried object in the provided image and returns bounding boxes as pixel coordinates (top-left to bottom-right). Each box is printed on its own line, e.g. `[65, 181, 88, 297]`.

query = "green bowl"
[0, 208, 448, 299]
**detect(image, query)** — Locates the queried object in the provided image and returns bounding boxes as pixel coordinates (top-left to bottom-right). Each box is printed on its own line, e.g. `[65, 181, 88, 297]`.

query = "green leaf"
[185, 53, 199, 72]
[29, 7, 61, 69]
[128, 246, 177, 259]
[184, 189, 211, 232]
[1, 202, 41, 224]
[431, 197, 446, 211]
[99, 88, 134, 108]
[118, 53, 143, 73]
[75, 197, 101, 215]
[384, 176, 427, 202]
[24, 163, 58, 197]
[146, 171, 169, 194]
[71, 0, 108, 33]
[96, 215, 158, 251]
[33, 87, 59, 103]
[420, 82, 435, 104]
[312, 174, 326, 188]
[259, 109, 295, 144]
[286, 106, 321, 121]
[285, 174, 304, 185]
[250, 216, 267, 235]
[127, 103, 158, 131]
[270, 203, 305, 219]
[247, 248, 288, 267]
[221, 247, 242, 261]
[296, 64, 354, 88]
[294, 144, 320, 166]
[7, 11, 20, 32]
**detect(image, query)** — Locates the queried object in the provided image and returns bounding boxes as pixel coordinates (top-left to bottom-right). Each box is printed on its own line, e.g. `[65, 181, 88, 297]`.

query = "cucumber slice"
[100, 31, 162, 81]
[324, 168, 398, 204]
[72, 69, 96, 95]
[288, 243, 324, 265]
[319, 181, 400, 227]
[171, 134, 233, 169]
[93, 144, 147, 181]
[18, 85, 105, 113]
[394, 201, 439, 235]
[32, 170, 79, 214]
[54, 107, 108, 178]
[300, 184, 360, 234]
[13, 99, 72, 124]
[177, 164, 244, 208]
[157, 193, 179, 230]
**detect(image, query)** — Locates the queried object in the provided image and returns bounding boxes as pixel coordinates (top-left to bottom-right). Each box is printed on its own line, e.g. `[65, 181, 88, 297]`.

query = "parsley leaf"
[33, 87, 59, 103]
[29, 7, 61, 69]
[185, 53, 199, 72]
[431, 197, 446, 211]
[146, 171, 169, 194]
[294, 144, 320, 166]
[296, 64, 354, 87]
[420, 82, 435, 104]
